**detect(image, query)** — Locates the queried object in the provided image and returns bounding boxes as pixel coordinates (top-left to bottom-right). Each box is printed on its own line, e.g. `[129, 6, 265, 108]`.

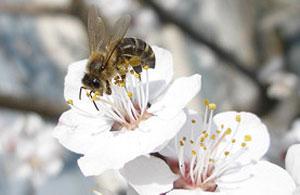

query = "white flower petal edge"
[53, 110, 113, 154]
[120, 155, 178, 195]
[286, 144, 300, 186]
[77, 111, 186, 176]
[122, 155, 295, 195]
[228, 161, 296, 195]
[148, 74, 201, 119]
[213, 111, 270, 163]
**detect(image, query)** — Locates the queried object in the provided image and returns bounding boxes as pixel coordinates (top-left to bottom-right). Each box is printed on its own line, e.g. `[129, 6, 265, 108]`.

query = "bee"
[80, 7, 156, 110]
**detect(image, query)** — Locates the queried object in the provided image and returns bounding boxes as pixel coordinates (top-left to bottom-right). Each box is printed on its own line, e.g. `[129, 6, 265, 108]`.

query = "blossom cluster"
[53, 46, 299, 195]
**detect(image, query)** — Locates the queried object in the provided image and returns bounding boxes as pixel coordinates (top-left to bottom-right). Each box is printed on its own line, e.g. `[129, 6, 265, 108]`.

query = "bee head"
[82, 73, 102, 90]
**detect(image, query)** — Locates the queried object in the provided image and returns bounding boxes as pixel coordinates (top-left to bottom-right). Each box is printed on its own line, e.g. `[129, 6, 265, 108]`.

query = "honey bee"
[80, 7, 156, 110]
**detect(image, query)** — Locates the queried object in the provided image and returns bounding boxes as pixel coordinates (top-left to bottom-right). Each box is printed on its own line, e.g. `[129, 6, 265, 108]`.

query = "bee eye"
[92, 78, 100, 88]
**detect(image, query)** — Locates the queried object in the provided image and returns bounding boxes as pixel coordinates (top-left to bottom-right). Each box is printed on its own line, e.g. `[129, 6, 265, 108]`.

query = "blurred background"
[0, 0, 299, 194]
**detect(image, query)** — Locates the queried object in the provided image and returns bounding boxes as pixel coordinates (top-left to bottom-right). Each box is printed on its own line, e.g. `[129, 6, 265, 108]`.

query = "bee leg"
[105, 80, 112, 95]
[92, 100, 99, 111]
[88, 90, 99, 111]
[79, 86, 87, 100]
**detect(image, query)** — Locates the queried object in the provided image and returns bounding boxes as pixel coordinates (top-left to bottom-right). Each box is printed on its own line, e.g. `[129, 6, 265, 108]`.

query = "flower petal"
[141, 46, 174, 102]
[120, 155, 178, 195]
[160, 109, 203, 158]
[213, 111, 270, 163]
[53, 109, 113, 154]
[221, 161, 296, 195]
[77, 111, 186, 176]
[148, 74, 201, 119]
[286, 144, 300, 186]
[168, 189, 226, 195]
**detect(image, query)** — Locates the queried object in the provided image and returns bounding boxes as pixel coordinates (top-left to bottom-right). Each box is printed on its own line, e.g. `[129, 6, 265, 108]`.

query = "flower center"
[67, 66, 152, 131]
[159, 100, 254, 192]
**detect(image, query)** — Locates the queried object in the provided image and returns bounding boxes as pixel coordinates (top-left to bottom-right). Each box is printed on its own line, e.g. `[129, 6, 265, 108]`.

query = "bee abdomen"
[117, 38, 155, 73]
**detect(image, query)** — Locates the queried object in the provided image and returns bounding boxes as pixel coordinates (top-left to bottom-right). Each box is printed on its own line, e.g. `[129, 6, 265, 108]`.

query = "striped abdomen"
[116, 38, 155, 73]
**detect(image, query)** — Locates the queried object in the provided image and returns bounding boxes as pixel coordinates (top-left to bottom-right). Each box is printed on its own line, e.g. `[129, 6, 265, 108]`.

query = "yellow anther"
[209, 158, 215, 163]
[199, 143, 205, 147]
[225, 128, 232, 135]
[202, 130, 207, 134]
[208, 103, 217, 110]
[241, 142, 247, 147]
[200, 137, 205, 143]
[204, 133, 209, 138]
[224, 151, 230, 156]
[204, 99, 209, 106]
[130, 69, 135, 74]
[143, 65, 149, 70]
[127, 91, 133, 98]
[211, 134, 216, 140]
[235, 114, 241, 122]
[190, 140, 194, 144]
[231, 139, 236, 143]
[192, 150, 197, 156]
[182, 136, 187, 141]
[216, 130, 221, 134]
[221, 124, 224, 129]
[191, 119, 196, 124]
[179, 140, 185, 146]
[66, 99, 73, 105]
[244, 135, 252, 142]
[203, 146, 207, 150]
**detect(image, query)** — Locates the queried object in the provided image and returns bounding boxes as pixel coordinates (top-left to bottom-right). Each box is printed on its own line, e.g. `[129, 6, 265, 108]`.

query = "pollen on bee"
[143, 65, 149, 70]
[66, 99, 73, 105]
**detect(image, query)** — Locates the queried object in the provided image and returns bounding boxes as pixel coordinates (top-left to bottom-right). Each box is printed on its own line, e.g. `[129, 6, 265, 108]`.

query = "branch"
[0, 94, 67, 119]
[139, 0, 277, 115]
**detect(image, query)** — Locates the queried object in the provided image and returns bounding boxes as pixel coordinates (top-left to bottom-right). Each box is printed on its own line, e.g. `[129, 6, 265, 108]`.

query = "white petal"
[120, 155, 178, 195]
[286, 144, 300, 186]
[53, 109, 113, 154]
[294, 187, 300, 195]
[77, 111, 186, 176]
[160, 109, 203, 158]
[44, 158, 63, 176]
[213, 111, 270, 163]
[222, 161, 296, 195]
[168, 189, 226, 195]
[142, 46, 174, 102]
[148, 74, 201, 119]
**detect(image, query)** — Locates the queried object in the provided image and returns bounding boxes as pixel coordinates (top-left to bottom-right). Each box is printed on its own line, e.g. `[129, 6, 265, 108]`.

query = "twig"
[139, 0, 277, 115]
[0, 95, 67, 119]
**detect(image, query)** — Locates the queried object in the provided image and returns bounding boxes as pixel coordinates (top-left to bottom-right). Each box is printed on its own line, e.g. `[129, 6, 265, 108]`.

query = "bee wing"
[88, 6, 106, 53]
[104, 15, 131, 60]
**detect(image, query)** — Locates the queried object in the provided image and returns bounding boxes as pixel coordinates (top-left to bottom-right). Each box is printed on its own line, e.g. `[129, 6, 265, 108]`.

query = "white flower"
[53, 46, 201, 176]
[121, 105, 296, 195]
[286, 144, 300, 195]
[0, 112, 63, 186]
